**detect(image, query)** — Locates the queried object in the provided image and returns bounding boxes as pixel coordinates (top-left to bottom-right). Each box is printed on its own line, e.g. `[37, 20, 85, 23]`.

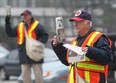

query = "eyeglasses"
[73, 20, 85, 25]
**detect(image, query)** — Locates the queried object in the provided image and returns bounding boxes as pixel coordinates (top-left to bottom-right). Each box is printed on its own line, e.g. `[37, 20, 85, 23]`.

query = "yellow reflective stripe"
[84, 32, 101, 82]
[28, 21, 39, 37]
[85, 32, 100, 61]
[69, 65, 74, 83]
[87, 32, 100, 46]
[72, 41, 77, 46]
[77, 62, 104, 70]
[68, 39, 77, 77]
[85, 56, 90, 61]
[19, 23, 24, 44]
[85, 71, 90, 82]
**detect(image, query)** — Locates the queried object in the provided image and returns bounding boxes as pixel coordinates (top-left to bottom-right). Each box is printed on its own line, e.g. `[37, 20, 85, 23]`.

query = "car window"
[7, 49, 19, 61]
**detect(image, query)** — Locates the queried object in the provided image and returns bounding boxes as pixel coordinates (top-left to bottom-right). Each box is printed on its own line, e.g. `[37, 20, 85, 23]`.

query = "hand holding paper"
[63, 44, 85, 55]
[63, 44, 86, 62]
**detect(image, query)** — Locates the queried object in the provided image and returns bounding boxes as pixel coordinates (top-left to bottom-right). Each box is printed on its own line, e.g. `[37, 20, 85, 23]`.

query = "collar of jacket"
[22, 17, 34, 25]
[77, 27, 95, 39]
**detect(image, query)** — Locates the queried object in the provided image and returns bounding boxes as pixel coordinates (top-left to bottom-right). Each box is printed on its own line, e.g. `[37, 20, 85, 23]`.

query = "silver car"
[43, 61, 68, 83]
[18, 61, 68, 83]
[0, 47, 58, 80]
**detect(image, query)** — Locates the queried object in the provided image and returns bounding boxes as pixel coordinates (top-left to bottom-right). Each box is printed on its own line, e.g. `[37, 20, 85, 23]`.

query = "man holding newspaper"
[52, 10, 112, 83]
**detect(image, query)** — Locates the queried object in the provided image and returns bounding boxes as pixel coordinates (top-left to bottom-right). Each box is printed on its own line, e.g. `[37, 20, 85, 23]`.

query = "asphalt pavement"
[1, 80, 18, 83]
[1, 72, 116, 83]
[0, 76, 18, 83]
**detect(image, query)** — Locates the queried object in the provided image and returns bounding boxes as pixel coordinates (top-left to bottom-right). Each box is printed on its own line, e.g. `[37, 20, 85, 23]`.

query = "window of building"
[35, 16, 55, 34]
[12, 17, 19, 27]
[63, 17, 74, 36]
[12, 0, 18, 7]
[54, 1, 62, 8]
[26, 0, 33, 7]
[31, 0, 36, 7]
[35, 0, 42, 7]
[0, 0, 7, 7]
[48, 17, 55, 31]
[19, 0, 27, 7]
[49, 0, 55, 7]
[61, 0, 70, 8]
[41, 0, 49, 7]
[37, 16, 55, 36]
[7, 0, 13, 7]
[0, 17, 5, 26]
[35, 16, 45, 25]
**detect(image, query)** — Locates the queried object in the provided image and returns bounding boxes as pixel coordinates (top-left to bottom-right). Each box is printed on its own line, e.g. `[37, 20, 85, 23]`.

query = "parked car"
[18, 61, 68, 83]
[0, 49, 20, 80]
[0, 47, 58, 80]
[43, 61, 68, 83]
[0, 45, 10, 80]
[0, 45, 9, 59]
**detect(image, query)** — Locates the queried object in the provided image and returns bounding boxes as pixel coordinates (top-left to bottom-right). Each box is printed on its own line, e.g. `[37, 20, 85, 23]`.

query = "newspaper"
[55, 17, 65, 43]
[63, 44, 85, 62]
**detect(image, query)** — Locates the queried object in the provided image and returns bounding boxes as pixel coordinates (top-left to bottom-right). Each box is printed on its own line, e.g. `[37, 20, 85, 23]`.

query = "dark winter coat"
[52, 27, 112, 83]
[5, 18, 49, 64]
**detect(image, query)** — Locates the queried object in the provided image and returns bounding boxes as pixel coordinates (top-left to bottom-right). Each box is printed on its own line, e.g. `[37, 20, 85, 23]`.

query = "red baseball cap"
[69, 10, 92, 22]
[20, 10, 32, 16]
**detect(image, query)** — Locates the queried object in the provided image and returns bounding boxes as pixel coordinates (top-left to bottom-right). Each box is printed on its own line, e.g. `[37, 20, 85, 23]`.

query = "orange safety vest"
[17, 20, 39, 44]
[67, 31, 112, 83]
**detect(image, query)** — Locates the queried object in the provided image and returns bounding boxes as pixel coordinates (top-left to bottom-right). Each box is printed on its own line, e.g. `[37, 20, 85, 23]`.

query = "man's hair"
[85, 20, 92, 27]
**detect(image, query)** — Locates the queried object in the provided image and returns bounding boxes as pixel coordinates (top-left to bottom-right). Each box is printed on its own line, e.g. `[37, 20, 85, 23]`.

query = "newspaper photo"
[55, 17, 65, 43]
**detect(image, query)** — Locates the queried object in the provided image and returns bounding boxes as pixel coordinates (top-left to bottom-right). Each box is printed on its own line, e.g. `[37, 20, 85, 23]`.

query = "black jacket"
[5, 18, 49, 64]
[52, 28, 112, 83]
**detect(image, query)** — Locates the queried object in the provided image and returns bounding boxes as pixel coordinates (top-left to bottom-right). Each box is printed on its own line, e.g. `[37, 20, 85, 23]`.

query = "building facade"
[0, 0, 116, 37]
[0, 0, 75, 37]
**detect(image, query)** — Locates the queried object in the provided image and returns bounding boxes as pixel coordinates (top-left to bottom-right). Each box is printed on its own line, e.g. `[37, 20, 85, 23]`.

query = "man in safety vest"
[52, 10, 112, 83]
[5, 10, 48, 83]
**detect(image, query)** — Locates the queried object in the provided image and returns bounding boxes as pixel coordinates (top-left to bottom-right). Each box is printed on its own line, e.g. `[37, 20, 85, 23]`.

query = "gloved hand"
[5, 15, 10, 24]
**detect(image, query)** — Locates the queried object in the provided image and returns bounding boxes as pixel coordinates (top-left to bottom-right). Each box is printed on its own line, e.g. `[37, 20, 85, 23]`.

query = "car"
[0, 45, 9, 59]
[0, 46, 10, 80]
[18, 61, 68, 83]
[0, 47, 58, 80]
[0, 49, 20, 80]
[43, 61, 68, 83]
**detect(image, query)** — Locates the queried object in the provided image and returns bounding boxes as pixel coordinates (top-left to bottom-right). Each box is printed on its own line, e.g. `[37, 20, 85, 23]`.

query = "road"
[1, 80, 18, 83]
[0, 76, 18, 83]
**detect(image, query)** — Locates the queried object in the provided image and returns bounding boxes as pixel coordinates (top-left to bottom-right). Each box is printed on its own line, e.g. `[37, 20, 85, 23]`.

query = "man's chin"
[75, 30, 80, 33]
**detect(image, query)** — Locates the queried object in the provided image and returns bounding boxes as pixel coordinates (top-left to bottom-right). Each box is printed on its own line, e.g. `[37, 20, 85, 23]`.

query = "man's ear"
[85, 21, 91, 27]
[84, 21, 87, 24]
